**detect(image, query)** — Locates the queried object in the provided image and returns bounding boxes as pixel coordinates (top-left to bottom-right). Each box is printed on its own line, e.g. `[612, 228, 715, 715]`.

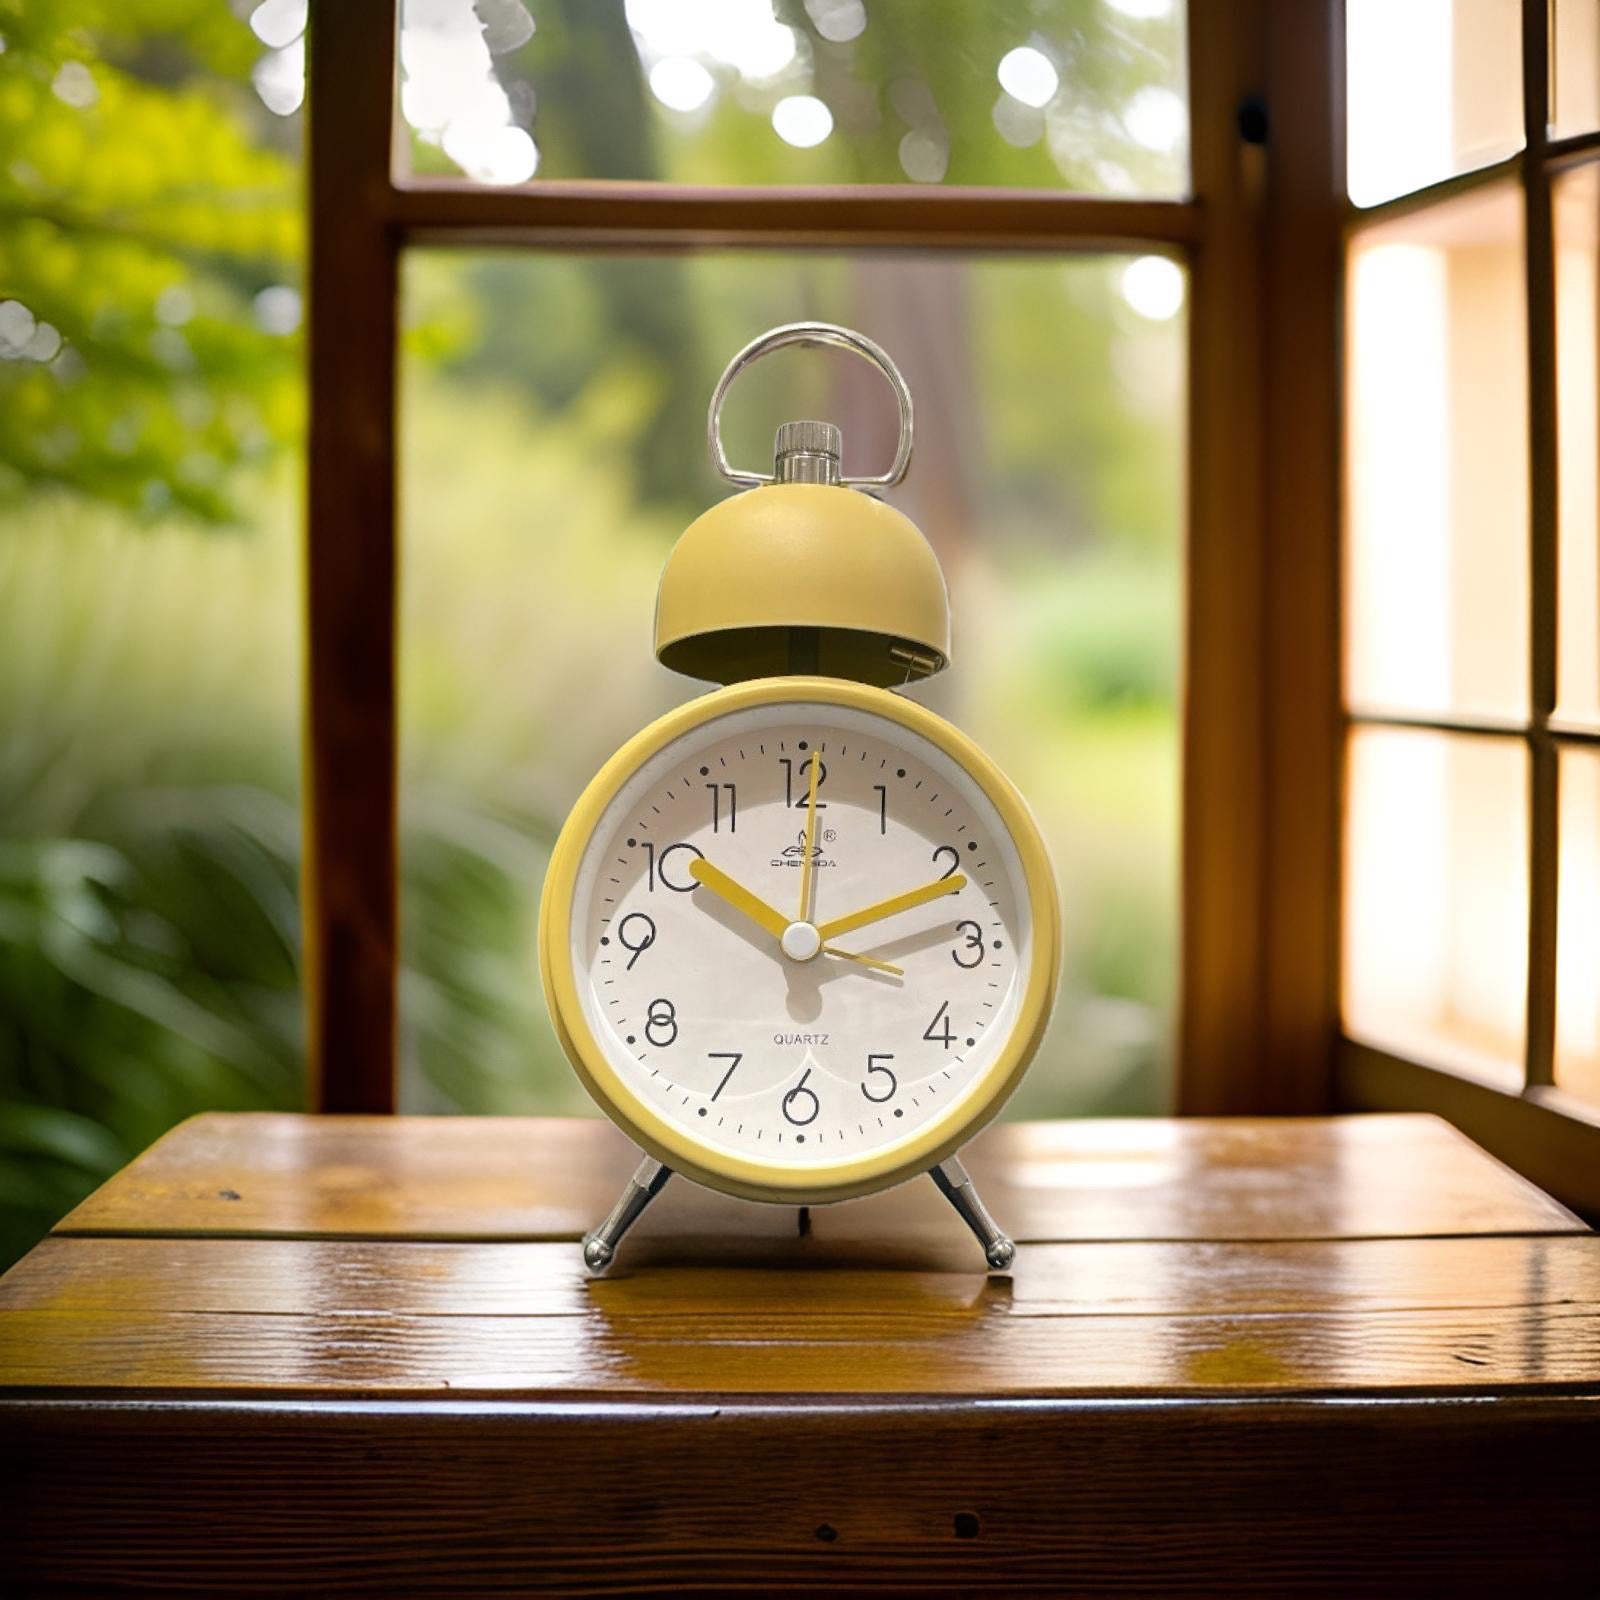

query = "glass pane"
[1553, 0, 1600, 139]
[1345, 184, 1529, 722]
[1556, 163, 1600, 726]
[1556, 747, 1600, 1104]
[1343, 727, 1527, 1079]
[396, 0, 1189, 195]
[0, 7, 306, 1270]
[399, 250, 1185, 1118]
[1346, 0, 1523, 208]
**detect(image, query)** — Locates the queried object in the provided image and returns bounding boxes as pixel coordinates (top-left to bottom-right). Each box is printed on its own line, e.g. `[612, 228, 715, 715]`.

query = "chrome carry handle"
[706, 321, 915, 492]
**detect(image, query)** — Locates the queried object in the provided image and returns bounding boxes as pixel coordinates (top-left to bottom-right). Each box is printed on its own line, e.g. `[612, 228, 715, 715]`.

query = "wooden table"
[3, 1112, 1597, 1595]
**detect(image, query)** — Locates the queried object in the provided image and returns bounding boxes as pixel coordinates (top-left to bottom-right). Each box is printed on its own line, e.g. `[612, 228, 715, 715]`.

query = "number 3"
[952, 920, 984, 968]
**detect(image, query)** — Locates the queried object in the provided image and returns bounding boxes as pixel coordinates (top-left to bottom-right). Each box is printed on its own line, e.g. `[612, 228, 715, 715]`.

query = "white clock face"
[567, 699, 1035, 1175]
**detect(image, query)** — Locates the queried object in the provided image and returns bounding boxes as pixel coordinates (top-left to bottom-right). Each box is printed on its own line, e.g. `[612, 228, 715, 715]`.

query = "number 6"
[782, 1068, 820, 1125]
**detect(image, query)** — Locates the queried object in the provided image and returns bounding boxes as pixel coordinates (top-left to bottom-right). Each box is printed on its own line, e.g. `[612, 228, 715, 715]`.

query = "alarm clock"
[540, 323, 1060, 1272]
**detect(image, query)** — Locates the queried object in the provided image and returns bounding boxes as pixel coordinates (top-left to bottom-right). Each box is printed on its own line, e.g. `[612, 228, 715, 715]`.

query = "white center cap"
[781, 920, 823, 962]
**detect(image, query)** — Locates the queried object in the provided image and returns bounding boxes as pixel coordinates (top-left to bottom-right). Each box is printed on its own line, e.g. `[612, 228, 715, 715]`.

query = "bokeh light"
[251, 38, 304, 116]
[772, 93, 833, 148]
[649, 57, 717, 113]
[899, 128, 949, 183]
[997, 46, 1060, 110]
[253, 286, 303, 337]
[249, 0, 308, 50]
[1119, 256, 1186, 320]
[806, 0, 868, 43]
[1123, 85, 1186, 154]
[401, 0, 539, 185]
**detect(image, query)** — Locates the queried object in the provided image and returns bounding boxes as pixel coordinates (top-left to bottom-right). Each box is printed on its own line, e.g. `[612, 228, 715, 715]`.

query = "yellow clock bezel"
[538, 675, 1061, 1205]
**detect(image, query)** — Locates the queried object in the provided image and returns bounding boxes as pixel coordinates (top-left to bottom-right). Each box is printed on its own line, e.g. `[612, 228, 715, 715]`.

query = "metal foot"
[930, 1157, 1016, 1272]
[582, 1156, 671, 1273]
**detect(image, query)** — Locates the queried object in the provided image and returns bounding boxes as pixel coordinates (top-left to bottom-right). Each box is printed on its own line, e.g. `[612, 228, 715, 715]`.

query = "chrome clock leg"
[931, 1156, 1016, 1272]
[583, 1156, 671, 1273]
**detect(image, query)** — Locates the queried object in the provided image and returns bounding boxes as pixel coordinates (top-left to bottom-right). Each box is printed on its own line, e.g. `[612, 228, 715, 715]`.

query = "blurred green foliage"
[0, 495, 304, 1267]
[0, 0, 305, 1264]
[0, 0, 300, 520]
[1, 0, 1185, 1270]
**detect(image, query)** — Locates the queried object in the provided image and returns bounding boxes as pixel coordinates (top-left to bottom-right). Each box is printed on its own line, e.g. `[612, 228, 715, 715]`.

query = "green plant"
[0, 0, 300, 521]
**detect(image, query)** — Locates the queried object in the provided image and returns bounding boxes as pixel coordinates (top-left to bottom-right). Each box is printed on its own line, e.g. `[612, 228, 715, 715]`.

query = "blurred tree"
[0, 0, 301, 521]
[403, 0, 1187, 514]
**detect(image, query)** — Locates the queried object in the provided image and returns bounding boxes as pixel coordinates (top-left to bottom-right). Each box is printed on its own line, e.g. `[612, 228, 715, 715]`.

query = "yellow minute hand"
[814, 873, 967, 942]
[797, 747, 821, 921]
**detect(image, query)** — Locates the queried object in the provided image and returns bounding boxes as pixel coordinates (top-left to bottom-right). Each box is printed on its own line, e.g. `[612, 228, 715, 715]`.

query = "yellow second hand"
[823, 946, 903, 977]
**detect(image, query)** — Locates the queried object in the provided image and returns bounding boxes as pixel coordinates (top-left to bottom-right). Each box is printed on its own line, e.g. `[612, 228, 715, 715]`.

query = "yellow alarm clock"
[540, 324, 1060, 1272]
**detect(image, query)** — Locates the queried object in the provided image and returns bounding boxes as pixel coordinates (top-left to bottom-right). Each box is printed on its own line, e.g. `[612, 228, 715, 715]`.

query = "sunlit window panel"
[1553, 0, 1600, 139]
[1346, 0, 1523, 208]
[1556, 748, 1600, 1104]
[1556, 164, 1600, 726]
[394, 0, 1189, 195]
[1345, 185, 1529, 721]
[1343, 728, 1528, 1079]
[398, 250, 1185, 1118]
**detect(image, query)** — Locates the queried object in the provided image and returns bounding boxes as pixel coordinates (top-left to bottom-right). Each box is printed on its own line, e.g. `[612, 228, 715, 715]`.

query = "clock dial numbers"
[861, 1053, 897, 1103]
[643, 840, 704, 893]
[616, 912, 656, 971]
[782, 1068, 821, 1126]
[705, 782, 736, 833]
[779, 755, 828, 809]
[644, 997, 678, 1048]
[708, 1052, 743, 1101]
[573, 703, 1030, 1168]
[952, 920, 985, 969]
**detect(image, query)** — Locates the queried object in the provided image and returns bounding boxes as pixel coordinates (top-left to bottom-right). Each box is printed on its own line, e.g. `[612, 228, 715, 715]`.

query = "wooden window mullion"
[304, 0, 401, 1112]
[1524, 0, 1559, 1091]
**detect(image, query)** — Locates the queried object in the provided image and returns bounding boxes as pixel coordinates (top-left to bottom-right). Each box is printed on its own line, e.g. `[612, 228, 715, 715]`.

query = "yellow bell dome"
[654, 479, 951, 687]
[658, 322, 949, 687]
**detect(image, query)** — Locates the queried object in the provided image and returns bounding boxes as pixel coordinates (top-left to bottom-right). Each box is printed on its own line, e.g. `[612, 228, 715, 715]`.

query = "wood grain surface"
[5, 1397, 1597, 1597]
[52, 1110, 1582, 1243]
[4, 1233, 1599, 1397]
[5, 1112, 1597, 1595]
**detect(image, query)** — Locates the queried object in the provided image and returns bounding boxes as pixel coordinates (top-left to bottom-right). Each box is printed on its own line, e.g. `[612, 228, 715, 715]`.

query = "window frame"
[1334, 0, 1600, 1215]
[302, 0, 1345, 1128]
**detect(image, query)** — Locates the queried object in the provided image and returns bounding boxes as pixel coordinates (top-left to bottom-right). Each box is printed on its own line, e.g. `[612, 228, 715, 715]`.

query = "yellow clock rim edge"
[538, 675, 1062, 1205]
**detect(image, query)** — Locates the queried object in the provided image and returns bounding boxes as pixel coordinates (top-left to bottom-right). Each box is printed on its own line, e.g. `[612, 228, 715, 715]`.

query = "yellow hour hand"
[687, 857, 788, 939]
[814, 872, 967, 942]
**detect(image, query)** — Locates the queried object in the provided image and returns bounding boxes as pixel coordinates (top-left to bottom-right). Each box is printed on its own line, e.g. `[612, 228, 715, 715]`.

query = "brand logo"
[773, 828, 836, 870]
